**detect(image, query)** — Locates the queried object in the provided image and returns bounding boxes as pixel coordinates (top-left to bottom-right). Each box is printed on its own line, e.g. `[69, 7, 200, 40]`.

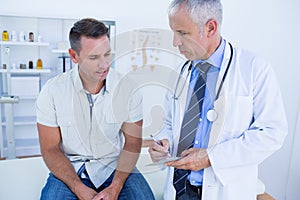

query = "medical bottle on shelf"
[2, 30, 9, 41]
[29, 60, 33, 69]
[37, 58, 43, 69]
[19, 31, 25, 42]
[11, 31, 17, 41]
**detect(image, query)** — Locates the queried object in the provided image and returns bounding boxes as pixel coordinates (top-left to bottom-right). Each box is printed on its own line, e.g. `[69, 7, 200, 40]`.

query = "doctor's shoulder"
[233, 47, 273, 75]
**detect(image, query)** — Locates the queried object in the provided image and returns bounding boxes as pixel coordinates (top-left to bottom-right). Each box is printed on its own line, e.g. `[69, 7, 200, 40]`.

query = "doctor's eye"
[104, 52, 111, 57]
[178, 31, 188, 37]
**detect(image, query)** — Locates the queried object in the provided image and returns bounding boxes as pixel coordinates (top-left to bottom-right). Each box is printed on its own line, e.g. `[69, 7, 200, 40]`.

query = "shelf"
[1, 116, 36, 126]
[52, 49, 69, 54]
[17, 95, 39, 100]
[0, 95, 39, 100]
[0, 69, 51, 74]
[1, 141, 40, 157]
[0, 41, 50, 46]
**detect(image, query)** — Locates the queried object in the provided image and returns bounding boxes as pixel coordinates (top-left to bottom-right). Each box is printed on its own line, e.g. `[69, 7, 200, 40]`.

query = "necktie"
[173, 62, 212, 196]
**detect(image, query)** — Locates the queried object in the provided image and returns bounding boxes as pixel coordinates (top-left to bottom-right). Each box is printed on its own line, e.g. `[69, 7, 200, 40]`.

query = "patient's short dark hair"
[69, 18, 109, 53]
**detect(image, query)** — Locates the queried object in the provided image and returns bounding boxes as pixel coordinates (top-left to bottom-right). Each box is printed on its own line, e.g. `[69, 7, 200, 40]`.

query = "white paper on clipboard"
[145, 157, 181, 166]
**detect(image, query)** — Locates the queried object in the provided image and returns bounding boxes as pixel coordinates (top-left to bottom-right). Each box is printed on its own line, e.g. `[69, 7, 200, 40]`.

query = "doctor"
[148, 0, 288, 200]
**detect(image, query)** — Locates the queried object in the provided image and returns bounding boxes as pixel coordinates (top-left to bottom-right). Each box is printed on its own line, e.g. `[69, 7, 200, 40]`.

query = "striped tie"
[173, 62, 212, 197]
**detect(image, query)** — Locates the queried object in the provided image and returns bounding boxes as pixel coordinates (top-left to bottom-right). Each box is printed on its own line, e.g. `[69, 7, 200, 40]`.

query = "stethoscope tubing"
[173, 60, 192, 100]
[173, 42, 233, 101]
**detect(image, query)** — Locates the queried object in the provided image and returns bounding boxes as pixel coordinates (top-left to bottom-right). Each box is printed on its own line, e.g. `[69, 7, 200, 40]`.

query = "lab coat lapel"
[172, 64, 191, 156]
[176, 64, 191, 129]
[208, 42, 232, 148]
[214, 41, 232, 96]
[207, 94, 226, 148]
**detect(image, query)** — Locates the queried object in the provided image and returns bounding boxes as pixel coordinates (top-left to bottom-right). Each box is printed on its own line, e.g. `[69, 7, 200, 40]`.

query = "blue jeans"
[40, 168, 155, 200]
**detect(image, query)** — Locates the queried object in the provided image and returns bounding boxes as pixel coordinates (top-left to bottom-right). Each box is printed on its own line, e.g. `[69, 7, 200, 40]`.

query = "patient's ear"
[69, 48, 78, 63]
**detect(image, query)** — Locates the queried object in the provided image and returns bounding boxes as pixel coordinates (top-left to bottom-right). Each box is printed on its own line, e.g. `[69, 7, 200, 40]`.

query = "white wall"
[221, 1, 300, 199]
[1, 0, 299, 199]
[0, 0, 171, 34]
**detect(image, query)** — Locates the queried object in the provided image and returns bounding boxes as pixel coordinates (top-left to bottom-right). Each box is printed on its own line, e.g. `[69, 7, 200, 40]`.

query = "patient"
[36, 18, 154, 200]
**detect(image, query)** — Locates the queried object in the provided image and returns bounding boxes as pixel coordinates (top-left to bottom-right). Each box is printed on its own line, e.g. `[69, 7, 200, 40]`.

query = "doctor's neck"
[199, 35, 221, 61]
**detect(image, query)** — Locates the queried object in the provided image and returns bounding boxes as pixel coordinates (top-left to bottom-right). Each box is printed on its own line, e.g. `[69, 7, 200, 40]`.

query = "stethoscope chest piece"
[207, 109, 218, 122]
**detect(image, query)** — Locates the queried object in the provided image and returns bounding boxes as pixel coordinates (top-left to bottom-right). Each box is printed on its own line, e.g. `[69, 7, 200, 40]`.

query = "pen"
[150, 134, 171, 156]
[150, 134, 162, 146]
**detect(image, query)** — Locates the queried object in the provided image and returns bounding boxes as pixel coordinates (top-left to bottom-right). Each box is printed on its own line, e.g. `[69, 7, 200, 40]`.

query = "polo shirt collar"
[72, 64, 109, 95]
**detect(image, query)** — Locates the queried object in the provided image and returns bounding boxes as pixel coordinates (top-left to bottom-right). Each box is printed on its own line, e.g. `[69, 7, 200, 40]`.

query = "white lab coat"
[159, 41, 288, 200]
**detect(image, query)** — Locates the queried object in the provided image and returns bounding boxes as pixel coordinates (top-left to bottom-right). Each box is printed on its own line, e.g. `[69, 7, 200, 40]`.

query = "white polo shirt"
[36, 65, 143, 187]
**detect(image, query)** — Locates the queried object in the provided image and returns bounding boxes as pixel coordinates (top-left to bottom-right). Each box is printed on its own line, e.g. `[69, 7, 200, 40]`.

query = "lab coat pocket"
[224, 95, 252, 133]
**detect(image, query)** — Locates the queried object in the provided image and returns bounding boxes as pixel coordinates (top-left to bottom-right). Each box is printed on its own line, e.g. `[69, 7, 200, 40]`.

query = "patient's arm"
[37, 123, 97, 199]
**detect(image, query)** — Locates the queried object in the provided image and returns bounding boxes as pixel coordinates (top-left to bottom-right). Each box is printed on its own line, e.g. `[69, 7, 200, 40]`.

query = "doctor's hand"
[148, 139, 170, 162]
[165, 148, 211, 171]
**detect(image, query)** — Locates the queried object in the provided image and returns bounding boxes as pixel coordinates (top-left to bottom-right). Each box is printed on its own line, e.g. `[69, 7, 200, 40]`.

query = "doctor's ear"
[205, 19, 218, 38]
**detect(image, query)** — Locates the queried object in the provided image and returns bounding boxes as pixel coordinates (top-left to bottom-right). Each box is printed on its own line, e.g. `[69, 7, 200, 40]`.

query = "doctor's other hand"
[166, 148, 211, 171]
[148, 139, 170, 162]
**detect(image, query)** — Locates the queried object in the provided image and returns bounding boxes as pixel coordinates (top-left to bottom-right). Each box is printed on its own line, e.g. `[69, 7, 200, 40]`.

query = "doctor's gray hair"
[168, 0, 223, 34]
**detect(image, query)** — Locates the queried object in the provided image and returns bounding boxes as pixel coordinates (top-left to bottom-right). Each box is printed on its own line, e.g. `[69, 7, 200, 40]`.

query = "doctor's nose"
[173, 34, 182, 47]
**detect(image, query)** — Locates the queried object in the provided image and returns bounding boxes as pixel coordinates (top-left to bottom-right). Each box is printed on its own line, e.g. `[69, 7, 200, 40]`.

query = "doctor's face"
[169, 6, 210, 60]
[70, 35, 112, 83]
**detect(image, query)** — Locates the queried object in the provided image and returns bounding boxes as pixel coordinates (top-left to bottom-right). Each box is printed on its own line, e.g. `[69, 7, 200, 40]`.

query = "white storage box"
[11, 76, 40, 97]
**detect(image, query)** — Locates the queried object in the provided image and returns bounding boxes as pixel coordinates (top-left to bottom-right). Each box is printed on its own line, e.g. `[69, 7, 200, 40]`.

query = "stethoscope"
[173, 42, 233, 122]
